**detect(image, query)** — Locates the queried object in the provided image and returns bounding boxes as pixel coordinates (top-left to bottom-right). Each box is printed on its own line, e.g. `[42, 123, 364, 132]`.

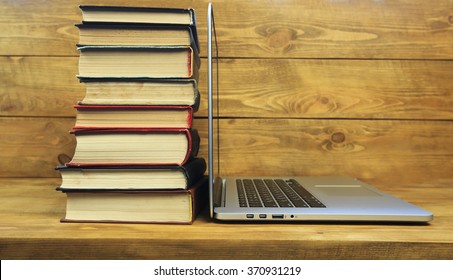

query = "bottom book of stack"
[58, 176, 208, 224]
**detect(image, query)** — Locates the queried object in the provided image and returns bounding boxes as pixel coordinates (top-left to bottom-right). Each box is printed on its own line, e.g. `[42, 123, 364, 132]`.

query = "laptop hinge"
[214, 177, 224, 207]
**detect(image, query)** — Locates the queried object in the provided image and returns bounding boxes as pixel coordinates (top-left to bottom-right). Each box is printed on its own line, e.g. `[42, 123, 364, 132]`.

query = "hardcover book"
[59, 176, 208, 224]
[57, 158, 206, 190]
[67, 128, 200, 167]
[79, 6, 197, 25]
[77, 78, 200, 108]
[74, 105, 194, 129]
[77, 46, 200, 79]
[77, 23, 199, 53]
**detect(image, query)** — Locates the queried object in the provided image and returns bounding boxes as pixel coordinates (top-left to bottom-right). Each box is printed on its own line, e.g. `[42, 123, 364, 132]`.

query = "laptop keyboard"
[236, 179, 326, 208]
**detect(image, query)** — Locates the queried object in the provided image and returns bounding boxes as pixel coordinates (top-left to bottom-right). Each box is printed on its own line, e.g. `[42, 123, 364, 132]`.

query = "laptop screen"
[207, 3, 220, 218]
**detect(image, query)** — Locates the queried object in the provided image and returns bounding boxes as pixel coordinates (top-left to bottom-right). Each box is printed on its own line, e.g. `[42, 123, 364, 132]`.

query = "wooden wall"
[1, 0, 452, 190]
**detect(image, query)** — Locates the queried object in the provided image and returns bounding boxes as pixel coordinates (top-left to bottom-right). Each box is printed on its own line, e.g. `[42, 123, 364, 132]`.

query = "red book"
[74, 105, 194, 129]
[77, 45, 200, 79]
[67, 128, 200, 167]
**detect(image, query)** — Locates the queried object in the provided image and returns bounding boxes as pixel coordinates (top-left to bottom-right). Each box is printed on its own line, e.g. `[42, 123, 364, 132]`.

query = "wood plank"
[195, 118, 453, 189]
[0, 57, 83, 117]
[214, 59, 453, 119]
[0, 0, 79, 56]
[2, 117, 451, 190]
[1, 0, 452, 59]
[0, 117, 75, 178]
[212, 0, 453, 59]
[0, 178, 452, 259]
[2, 57, 452, 120]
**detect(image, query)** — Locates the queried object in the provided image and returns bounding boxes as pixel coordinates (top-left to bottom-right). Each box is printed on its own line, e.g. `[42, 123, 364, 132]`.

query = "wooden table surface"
[1, 178, 452, 260]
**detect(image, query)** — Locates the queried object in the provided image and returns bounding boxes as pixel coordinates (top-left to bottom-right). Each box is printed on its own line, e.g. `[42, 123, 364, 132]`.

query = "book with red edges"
[58, 176, 208, 224]
[74, 105, 194, 129]
[67, 128, 199, 167]
[78, 45, 200, 79]
[56, 158, 206, 191]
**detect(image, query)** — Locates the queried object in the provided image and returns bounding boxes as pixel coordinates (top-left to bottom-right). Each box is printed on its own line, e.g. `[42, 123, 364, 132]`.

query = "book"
[56, 158, 206, 190]
[78, 46, 200, 79]
[78, 78, 200, 107]
[80, 6, 197, 26]
[76, 23, 199, 53]
[74, 105, 194, 129]
[59, 176, 208, 224]
[67, 128, 200, 167]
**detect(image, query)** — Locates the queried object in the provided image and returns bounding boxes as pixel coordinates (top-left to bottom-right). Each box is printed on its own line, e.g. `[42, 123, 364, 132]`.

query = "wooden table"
[1, 178, 452, 260]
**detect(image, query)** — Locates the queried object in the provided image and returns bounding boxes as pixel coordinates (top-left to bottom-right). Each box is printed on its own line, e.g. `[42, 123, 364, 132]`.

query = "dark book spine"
[181, 158, 207, 187]
[188, 129, 200, 161]
[188, 176, 209, 224]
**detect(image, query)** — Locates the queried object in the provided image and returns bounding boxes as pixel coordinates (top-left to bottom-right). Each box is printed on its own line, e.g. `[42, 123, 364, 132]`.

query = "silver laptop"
[207, 3, 432, 222]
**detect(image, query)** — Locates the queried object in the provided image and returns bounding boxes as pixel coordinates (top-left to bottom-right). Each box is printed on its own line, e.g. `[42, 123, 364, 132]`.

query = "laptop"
[207, 3, 433, 222]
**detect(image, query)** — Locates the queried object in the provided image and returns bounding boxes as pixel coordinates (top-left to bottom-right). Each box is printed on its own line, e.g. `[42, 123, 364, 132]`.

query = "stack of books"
[56, 5, 208, 224]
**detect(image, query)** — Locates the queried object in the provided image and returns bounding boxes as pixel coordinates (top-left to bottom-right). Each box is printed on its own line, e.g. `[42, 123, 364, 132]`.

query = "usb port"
[272, 214, 284, 219]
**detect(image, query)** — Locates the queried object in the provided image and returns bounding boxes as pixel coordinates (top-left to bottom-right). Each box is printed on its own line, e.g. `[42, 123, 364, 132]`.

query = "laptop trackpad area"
[314, 185, 382, 197]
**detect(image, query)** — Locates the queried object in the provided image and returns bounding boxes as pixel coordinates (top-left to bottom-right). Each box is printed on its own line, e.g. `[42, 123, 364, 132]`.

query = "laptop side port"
[272, 214, 284, 219]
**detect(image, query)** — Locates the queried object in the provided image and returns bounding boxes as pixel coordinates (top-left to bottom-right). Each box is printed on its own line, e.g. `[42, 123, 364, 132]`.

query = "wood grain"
[213, 58, 453, 119]
[1, 0, 452, 59]
[0, 117, 75, 178]
[0, 57, 83, 117]
[0, 178, 452, 259]
[2, 57, 452, 120]
[194, 119, 453, 189]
